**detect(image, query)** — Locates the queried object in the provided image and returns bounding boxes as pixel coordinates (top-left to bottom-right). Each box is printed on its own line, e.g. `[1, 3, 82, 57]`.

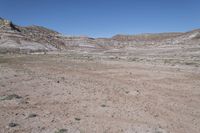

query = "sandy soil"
[0, 54, 200, 133]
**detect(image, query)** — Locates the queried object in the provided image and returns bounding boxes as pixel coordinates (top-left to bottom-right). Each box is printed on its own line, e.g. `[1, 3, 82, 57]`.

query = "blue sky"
[0, 0, 200, 37]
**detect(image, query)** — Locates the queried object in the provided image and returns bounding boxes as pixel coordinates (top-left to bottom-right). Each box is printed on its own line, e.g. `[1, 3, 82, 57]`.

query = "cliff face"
[0, 17, 200, 53]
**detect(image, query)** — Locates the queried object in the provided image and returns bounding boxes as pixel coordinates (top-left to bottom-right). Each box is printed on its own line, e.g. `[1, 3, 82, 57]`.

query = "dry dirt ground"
[0, 54, 200, 133]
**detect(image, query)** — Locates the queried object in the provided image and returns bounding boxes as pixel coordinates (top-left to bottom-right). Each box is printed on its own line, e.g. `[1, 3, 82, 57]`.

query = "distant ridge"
[0, 17, 200, 53]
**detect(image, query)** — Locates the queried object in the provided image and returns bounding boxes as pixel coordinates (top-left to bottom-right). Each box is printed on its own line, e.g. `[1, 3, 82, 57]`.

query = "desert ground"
[0, 52, 200, 133]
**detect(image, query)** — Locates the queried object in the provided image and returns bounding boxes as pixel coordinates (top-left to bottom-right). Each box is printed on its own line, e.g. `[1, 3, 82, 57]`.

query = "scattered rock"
[28, 113, 37, 118]
[75, 118, 81, 121]
[0, 94, 22, 101]
[55, 128, 68, 133]
[1, 84, 5, 87]
[41, 127, 46, 130]
[101, 104, 106, 107]
[8, 122, 18, 127]
[154, 114, 159, 118]
[125, 91, 129, 94]
[57, 80, 60, 83]
[51, 119, 56, 123]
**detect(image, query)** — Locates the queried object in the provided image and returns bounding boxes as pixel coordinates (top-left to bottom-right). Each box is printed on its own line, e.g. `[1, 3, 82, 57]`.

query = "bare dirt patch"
[0, 54, 200, 133]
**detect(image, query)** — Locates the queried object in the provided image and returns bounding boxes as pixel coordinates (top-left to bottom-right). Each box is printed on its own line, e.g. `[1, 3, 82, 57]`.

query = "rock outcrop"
[0, 17, 200, 53]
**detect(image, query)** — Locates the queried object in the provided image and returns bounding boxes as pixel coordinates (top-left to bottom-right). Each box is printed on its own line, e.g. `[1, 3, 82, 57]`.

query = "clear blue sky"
[0, 0, 200, 37]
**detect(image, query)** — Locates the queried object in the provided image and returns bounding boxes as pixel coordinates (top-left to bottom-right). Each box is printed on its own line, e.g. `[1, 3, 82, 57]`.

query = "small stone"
[154, 114, 159, 117]
[28, 113, 37, 118]
[101, 104, 106, 107]
[41, 127, 46, 130]
[0, 94, 22, 101]
[125, 91, 129, 94]
[55, 128, 68, 133]
[1, 84, 5, 87]
[57, 81, 60, 83]
[8, 122, 18, 127]
[75, 118, 81, 121]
